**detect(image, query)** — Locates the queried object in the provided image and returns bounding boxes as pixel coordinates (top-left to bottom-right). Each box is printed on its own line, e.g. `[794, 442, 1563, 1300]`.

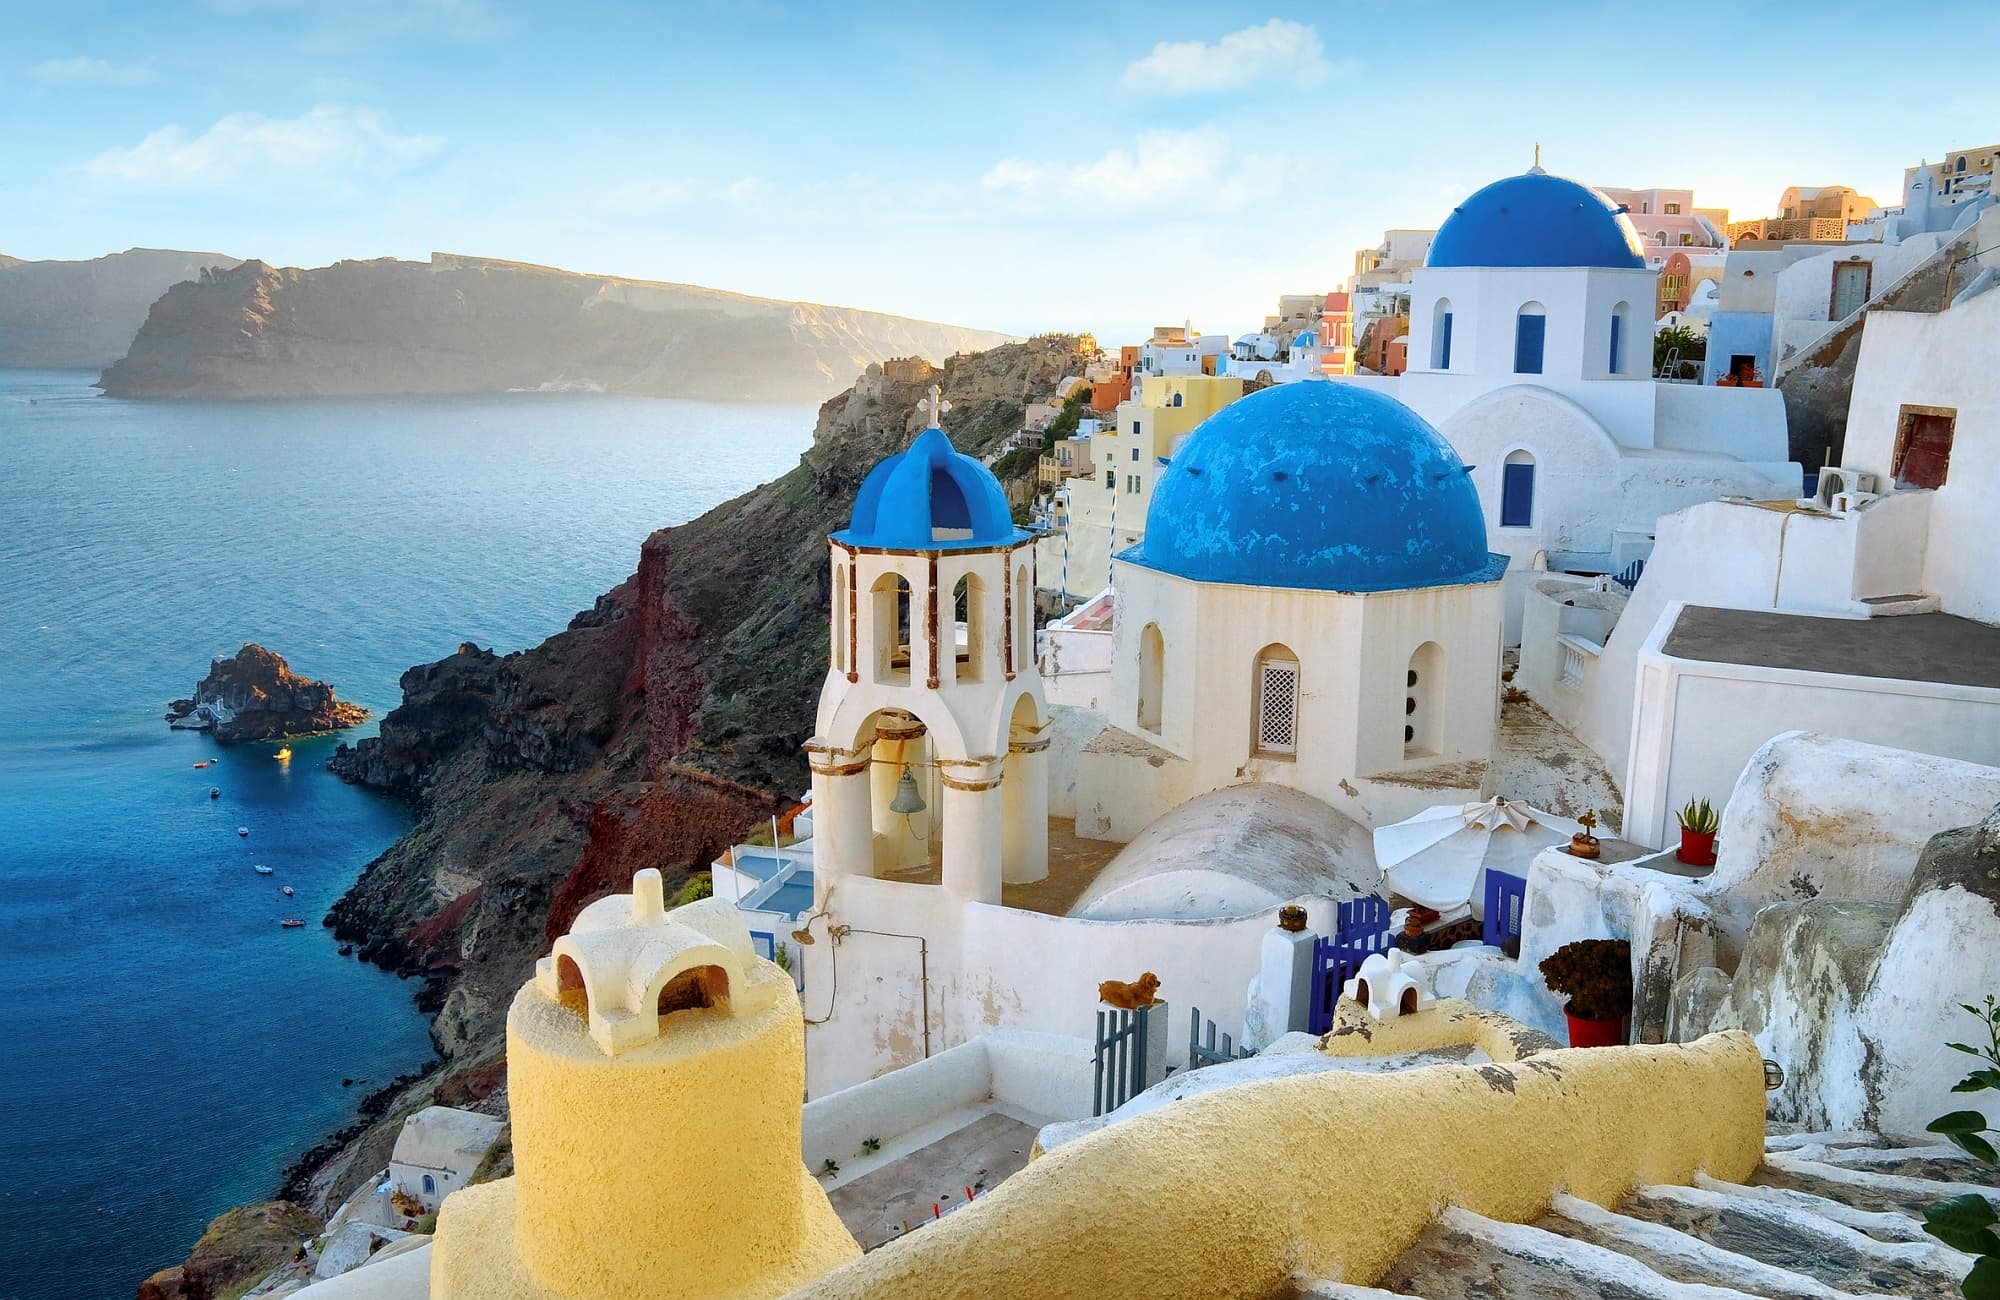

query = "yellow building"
[1034, 373, 1245, 600]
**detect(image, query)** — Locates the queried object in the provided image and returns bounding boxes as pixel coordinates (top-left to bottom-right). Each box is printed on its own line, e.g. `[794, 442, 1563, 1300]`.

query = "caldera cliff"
[98, 253, 1019, 402]
[203, 337, 1094, 1257]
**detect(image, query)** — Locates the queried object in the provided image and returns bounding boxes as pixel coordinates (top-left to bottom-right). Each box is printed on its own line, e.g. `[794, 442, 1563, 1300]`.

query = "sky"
[4, 0, 1996, 342]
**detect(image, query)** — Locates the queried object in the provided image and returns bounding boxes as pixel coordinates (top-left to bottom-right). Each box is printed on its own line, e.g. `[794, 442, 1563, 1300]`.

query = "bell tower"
[808, 387, 1049, 902]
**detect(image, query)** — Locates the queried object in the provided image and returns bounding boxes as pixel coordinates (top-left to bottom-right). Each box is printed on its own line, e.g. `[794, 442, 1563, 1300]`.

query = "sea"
[0, 370, 816, 1300]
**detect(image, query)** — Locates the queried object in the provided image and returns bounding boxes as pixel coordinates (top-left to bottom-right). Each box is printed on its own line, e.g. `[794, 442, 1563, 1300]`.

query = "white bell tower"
[807, 387, 1048, 903]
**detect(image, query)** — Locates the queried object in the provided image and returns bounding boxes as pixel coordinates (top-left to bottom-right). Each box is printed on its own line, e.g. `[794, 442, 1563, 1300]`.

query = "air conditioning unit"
[1815, 466, 1877, 510]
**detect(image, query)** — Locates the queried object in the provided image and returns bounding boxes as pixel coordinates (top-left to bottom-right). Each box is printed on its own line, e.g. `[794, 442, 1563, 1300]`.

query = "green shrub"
[670, 875, 713, 907]
[1924, 996, 2000, 1299]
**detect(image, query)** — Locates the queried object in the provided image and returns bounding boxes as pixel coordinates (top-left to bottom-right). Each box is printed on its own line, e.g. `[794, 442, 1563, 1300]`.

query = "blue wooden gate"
[1307, 895, 1393, 1034]
[1092, 1004, 1152, 1117]
[1482, 870, 1527, 957]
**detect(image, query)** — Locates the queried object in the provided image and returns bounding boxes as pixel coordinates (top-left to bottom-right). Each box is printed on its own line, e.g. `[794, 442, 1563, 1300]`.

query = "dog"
[1097, 971, 1162, 1009]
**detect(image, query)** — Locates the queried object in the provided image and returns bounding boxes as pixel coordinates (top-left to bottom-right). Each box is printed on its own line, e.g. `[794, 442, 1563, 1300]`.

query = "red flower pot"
[1564, 1006, 1626, 1048]
[1677, 828, 1717, 866]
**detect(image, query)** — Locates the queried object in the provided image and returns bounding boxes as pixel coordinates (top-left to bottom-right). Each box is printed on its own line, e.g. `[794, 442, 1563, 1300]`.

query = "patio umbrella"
[1372, 797, 1582, 913]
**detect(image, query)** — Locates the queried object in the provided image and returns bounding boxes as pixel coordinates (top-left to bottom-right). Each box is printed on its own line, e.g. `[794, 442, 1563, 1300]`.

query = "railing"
[1307, 895, 1393, 1034]
[1559, 641, 1586, 689]
[1187, 1007, 1255, 1071]
[1092, 1004, 1152, 1117]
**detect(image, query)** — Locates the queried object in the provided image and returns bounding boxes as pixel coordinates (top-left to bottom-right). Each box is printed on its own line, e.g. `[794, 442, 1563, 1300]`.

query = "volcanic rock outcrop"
[166, 643, 367, 741]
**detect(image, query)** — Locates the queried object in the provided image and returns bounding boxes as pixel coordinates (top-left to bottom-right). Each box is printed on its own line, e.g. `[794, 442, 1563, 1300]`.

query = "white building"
[386, 1107, 504, 1216]
[1519, 266, 2000, 844]
[1338, 168, 1802, 640]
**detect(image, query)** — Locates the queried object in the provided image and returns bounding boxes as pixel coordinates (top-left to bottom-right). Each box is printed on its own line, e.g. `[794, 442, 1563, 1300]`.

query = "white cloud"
[84, 105, 443, 189]
[30, 56, 156, 85]
[981, 129, 1287, 212]
[1119, 19, 1348, 96]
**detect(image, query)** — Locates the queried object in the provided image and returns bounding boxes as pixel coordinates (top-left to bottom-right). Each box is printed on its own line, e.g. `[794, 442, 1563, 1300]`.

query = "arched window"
[1956, 156, 1968, 173]
[1252, 644, 1300, 759]
[422, 1174, 436, 1196]
[1137, 623, 1164, 733]
[953, 573, 986, 684]
[1501, 449, 1535, 527]
[1608, 301, 1630, 375]
[1654, 230, 1668, 246]
[1513, 303, 1546, 375]
[872, 573, 912, 684]
[1431, 298, 1454, 370]
[832, 562, 848, 674]
[1170, 392, 1183, 407]
[1405, 642, 1443, 757]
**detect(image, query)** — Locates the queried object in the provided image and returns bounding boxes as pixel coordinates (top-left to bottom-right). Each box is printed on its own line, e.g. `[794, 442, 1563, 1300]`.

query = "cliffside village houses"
[290, 152, 2000, 1300]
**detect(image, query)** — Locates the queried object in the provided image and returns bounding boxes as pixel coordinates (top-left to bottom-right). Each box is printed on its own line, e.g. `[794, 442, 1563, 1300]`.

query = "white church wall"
[800, 870, 1336, 1097]
[1770, 235, 1945, 368]
[1650, 384, 1792, 462]
[1095, 563, 1501, 833]
[1840, 287, 2000, 622]
[1622, 604, 2000, 848]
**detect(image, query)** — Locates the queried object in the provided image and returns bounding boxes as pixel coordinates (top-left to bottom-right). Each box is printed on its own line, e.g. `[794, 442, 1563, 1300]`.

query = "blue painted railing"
[1307, 895, 1393, 1034]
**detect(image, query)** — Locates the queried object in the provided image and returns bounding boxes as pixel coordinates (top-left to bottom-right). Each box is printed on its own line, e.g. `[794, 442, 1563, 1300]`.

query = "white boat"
[237, 826, 249, 837]
[281, 885, 294, 896]
[254, 864, 274, 875]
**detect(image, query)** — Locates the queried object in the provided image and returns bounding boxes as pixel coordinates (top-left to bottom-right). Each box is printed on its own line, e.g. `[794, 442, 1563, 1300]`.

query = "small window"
[1501, 451, 1535, 527]
[1665, 202, 1681, 214]
[1104, 470, 1114, 490]
[1131, 448, 1139, 461]
[1892, 405, 1955, 490]
[1130, 421, 1140, 435]
[422, 1174, 436, 1196]
[1431, 299, 1454, 370]
[1137, 623, 1164, 733]
[1405, 642, 1443, 757]
[1253, 646, 1300, 758]
[1608, 302, 1629, 375]
[1513, 304, 1546, 375]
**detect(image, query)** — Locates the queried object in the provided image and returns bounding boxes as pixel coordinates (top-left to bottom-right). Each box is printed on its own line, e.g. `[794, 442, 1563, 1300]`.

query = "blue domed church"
[1342, 165, 1800, 643]
[1071, 381, 1509, 841]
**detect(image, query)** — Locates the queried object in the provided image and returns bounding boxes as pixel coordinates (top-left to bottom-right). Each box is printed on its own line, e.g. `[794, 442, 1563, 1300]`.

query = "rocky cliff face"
[248, 338, 1093, 1233]
[166, 643, 367, 741]
[98, 253, 1018, 402]
[0, 247, 240, 368]
[135, 1200, 318, 1300]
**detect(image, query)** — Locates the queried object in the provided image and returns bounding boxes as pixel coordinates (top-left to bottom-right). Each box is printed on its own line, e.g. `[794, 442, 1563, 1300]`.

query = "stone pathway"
[823, 1111, 1038, 1252]
[1359, 1130, 1987, 1298]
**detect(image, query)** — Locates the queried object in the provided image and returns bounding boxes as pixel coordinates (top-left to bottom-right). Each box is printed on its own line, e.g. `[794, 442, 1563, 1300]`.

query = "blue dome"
[834, 424, 1027, 551]
[1123, 382, 1503, 593]
[1427, 171, 1645, 270]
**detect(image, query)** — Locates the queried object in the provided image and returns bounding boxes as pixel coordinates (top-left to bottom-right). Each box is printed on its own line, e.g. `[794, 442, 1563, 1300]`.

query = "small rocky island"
[165, 643, 368, 742]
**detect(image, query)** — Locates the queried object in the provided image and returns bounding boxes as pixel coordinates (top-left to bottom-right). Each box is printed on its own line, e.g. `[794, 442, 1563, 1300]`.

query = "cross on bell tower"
[918, 384, 951, 428]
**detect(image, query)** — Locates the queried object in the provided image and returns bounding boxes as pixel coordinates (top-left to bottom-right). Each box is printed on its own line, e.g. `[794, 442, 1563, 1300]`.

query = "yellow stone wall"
[430, 962, 858, 1300]
[783, 1029, 1765, 1299]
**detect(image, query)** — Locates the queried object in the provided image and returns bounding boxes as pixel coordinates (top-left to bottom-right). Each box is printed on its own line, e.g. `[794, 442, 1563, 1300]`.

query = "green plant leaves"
[1929, 1110, 2000, 1162]
[1964, 1254, 2000, 1300]
[1954, 1070, 2000, 1093]
[1925, 1193, 2000, 1255]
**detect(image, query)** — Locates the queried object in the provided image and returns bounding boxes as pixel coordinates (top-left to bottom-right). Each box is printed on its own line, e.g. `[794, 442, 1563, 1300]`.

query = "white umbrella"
[1372, 797, 1582, 913]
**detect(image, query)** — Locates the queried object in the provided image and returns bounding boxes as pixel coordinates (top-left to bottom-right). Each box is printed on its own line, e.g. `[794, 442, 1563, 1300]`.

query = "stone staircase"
[1324, 1131, 1998, 1299]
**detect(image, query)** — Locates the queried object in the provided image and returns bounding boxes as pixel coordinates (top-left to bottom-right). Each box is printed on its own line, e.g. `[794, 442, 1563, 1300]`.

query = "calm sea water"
[0, 371, 815, 1299]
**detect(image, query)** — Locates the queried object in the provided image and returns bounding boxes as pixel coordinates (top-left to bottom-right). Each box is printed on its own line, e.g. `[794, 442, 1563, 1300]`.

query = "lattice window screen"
[1256, 660, 1299, 754]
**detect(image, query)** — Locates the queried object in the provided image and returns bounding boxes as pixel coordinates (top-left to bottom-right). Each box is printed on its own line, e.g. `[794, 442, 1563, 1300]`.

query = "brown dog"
[1097, 972, 1162, 1010]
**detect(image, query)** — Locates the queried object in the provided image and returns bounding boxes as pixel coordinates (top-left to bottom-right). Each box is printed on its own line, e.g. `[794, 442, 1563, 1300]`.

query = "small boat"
[280, 918, 306, 928]
[209, 787, 220, 799]
[193, 761, 209, 769]
[274, 746, 292, 762]
[237, 826, 249, 837]
[281, 885, 295, 897]
[254, 864, 274, 875]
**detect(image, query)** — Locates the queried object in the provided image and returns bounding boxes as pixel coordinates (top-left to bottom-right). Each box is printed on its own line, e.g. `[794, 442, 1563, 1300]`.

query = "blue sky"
[4, 0, 1995, 342]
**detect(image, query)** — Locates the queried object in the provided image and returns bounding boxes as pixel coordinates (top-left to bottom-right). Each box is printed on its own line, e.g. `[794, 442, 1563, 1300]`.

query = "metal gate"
[1308, 894, 1393, 1034]
[1092, 1004, 1152, 1117]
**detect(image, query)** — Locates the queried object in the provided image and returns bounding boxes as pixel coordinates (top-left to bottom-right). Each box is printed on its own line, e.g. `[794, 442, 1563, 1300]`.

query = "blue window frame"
[1608, 313, 1622, 374]
[422, 1174, 436, 1196]
[1514, 312, 1545, 374]
[1501, 460, 1535, 527]
[1437, 311, 1453, 369]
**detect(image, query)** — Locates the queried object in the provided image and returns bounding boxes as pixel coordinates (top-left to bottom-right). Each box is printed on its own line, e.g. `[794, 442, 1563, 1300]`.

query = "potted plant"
[1676, 798, 1719, 866]
[1538, 938, 1632, 1047]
